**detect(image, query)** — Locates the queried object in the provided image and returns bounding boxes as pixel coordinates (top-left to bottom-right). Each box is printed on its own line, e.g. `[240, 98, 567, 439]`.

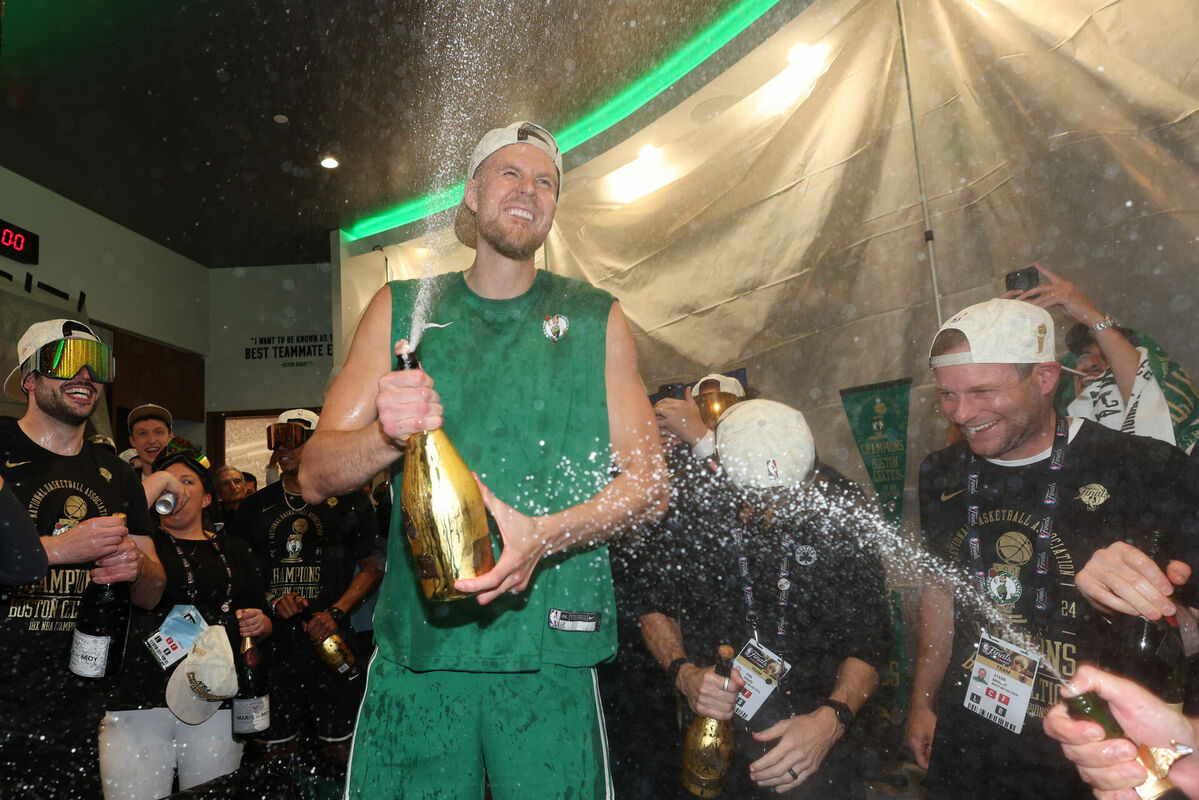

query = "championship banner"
[839, 377, 912, 527]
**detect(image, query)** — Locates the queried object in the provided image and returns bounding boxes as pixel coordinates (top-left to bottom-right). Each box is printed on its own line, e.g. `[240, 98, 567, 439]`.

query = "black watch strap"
[822, 699, 853, 731]
[667, 657, 693, 686]
[328, 606, 347, 625]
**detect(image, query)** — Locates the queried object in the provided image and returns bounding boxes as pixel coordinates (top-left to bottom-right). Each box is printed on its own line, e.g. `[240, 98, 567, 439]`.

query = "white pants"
[98, 707, 243, 800]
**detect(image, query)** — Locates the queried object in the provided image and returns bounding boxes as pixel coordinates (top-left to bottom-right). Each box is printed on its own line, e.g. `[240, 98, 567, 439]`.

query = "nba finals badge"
[543, 314, 569, 343]
[1076, 484, 1110, 512]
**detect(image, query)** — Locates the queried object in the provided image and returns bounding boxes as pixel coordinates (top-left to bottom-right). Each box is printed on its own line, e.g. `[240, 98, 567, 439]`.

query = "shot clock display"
[0, 217, 39, 265]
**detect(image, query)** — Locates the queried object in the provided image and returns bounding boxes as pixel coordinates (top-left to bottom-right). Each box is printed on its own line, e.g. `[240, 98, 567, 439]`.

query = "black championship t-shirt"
[231, 482, 380, 657]
[919, 420, 1199, 799]
[0, 416, 152, 796]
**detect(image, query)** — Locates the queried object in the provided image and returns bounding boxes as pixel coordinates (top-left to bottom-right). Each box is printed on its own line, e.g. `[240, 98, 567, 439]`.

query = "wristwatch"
[328, 606, 347, 626]
[822, 699, 854, 732]
[667, 657, 693, 687]
[1091, 314, 1118, 334]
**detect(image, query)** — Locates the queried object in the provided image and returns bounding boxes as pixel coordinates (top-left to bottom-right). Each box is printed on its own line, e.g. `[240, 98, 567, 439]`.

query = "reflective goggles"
[267, 421, 313, 451]
[25, 338, 115, 383]
[696, 391, 740, 427]
[158, 437, 211, 470]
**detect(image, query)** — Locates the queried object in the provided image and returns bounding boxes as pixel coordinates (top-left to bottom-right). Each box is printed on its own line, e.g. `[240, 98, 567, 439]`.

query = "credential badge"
[543, 314, 569, 343]
[1076, 484, 1110, 512]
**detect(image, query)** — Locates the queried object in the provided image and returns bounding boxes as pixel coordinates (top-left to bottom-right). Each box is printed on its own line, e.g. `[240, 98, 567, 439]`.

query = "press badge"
[145, 605, 206, 670]
[963, 629, 1040, 734]
[733, 640, 791, 725]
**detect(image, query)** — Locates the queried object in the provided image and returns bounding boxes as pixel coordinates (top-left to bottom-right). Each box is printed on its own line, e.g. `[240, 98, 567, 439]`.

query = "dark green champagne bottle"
[1065, 691, 1188, 800]
[1102, 530, 1186, 710]
[231, 634, 270, 741]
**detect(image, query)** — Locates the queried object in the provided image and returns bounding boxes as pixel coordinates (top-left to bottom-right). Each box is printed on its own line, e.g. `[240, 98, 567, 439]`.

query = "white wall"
[207, 263, 335, 412]
[0, 166, 210, 354]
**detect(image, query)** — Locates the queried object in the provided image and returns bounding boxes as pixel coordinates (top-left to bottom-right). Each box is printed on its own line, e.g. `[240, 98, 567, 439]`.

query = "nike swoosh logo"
[940, 489, 965, 502]
[4, 459, 31, 468]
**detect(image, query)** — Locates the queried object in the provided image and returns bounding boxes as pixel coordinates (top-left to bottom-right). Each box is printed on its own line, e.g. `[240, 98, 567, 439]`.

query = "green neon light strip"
[344, 0, 783, 241]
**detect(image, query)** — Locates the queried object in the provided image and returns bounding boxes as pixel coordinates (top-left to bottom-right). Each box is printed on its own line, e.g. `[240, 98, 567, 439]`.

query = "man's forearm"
[129, 545, 165, 610]
[536, 459, 669, 556]
[828, 657, 879, 715]
[331, 558, 385, 614]
[300, 425, 403, 504]
[911, 580, 954, 708]
[641, 611, 688, 671]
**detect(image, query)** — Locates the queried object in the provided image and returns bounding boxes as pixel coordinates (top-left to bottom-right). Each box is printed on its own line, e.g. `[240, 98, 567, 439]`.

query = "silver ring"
[722, 676, 730, 692]
[787, 768, 798, 781]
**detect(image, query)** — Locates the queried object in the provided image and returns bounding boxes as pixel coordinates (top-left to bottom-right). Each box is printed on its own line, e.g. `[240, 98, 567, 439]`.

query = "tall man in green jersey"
[301, 121, 669, 799]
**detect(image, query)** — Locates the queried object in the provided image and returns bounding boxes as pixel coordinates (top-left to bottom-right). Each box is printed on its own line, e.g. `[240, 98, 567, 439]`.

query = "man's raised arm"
[300, 284, 443, 503]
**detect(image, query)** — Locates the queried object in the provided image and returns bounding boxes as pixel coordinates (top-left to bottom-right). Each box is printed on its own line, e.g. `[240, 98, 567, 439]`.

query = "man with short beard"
[0, 318, 165, 798]
[300, 121, 668, 798]
[907, 299, 1199, 800]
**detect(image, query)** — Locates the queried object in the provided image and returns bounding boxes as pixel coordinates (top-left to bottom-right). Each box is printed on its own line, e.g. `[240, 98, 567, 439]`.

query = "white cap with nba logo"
[928, 299, 1055, 368]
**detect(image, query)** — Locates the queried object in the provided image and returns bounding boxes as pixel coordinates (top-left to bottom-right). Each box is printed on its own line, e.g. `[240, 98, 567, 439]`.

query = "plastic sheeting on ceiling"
[340, 0, 1199, 509]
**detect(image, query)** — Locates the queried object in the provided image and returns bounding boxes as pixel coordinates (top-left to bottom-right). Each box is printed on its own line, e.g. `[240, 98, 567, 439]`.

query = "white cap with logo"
[3, 319, 102, 401]
[165, 624, 239, 725]
[928, 299, 1055, 368]
[716, 399, 816, 489]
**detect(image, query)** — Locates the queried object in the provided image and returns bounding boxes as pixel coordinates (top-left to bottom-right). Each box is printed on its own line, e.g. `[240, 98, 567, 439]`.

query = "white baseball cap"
[928, 299, 1055, 368]
[453, 121, 563, 249]
[4, 318, 104, 401]
[716, 399, 816, 488]
[165, 624, 238, 725]
[276, 408, 319, 429]
[692, 373, 746, 398]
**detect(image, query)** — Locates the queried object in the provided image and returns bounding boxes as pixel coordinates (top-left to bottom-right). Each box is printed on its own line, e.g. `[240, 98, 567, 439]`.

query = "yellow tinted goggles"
[28, 338, 115, 383]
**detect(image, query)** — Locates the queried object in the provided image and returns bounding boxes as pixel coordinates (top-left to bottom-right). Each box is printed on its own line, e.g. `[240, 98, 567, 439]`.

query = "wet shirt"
[919, 420, 1199, 798]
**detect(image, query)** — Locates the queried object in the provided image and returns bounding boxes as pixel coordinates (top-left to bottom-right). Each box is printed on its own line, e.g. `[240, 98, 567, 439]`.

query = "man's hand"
[749, 707, 842, 792]
[654, 389, 708, 446]
[44, 515, 128, 565]
[303, 610, 339, 643]
[273, 593, 307, 620]
[1077, 541, 1189, 618]
[376, 340, 444, 447]
[141, 471, 191, 516]
[906, 700, 938, 769]
[1044, 664, 1199, 799]
[677, 663, 745, 720]
[237, 608, 270, 639]
[454, 476, 543, 605]
[91, 535, 142, 584]
[1007, 263, 1106, 327]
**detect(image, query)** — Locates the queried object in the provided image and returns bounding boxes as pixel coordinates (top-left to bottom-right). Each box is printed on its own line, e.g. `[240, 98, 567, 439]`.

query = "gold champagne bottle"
[397, 350, 495, 601]
[681, 645, 736, 797]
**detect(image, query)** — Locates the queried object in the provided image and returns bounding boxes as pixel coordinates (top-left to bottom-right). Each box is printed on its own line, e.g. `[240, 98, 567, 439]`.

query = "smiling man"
[127, 403, 173, 479]
[300, 121, 668, 799]
[907, 299, 1199, 800]
[0, 318, 164, 798]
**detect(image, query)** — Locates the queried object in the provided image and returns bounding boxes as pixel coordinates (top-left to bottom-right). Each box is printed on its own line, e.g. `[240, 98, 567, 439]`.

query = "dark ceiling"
[0, 0, 786, 268]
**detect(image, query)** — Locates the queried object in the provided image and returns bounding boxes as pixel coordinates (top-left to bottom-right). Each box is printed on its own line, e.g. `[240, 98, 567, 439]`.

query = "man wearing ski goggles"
[3, 319, 115, 428]
[266, 409, 319, 451]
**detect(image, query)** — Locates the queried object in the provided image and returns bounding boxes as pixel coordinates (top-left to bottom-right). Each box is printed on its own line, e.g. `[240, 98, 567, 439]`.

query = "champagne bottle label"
[69, 629, 110, 677]
[232, 695, 271, 734]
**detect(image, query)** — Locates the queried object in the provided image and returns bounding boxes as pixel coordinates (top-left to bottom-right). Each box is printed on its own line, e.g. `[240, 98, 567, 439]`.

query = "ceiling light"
[608, 144, 679, 204]
[273, 114, 289, 124]
[756, 42, 829, 116]
[320, 156, 340, 169]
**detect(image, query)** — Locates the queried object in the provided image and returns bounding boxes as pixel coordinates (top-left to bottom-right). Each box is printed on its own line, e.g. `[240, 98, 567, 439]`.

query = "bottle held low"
[396, 348, 495, 602]
[681, 644, 736, 798]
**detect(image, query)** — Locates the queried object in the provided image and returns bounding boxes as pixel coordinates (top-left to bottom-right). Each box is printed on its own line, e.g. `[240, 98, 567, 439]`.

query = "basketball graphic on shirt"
[995, 531, 1033, 566]
[53, 494, 89, 535]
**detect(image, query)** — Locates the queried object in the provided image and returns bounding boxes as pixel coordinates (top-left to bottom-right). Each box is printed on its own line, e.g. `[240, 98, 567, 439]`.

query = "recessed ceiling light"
[273, 114, 289, 124]
[320, 156, 340, 169]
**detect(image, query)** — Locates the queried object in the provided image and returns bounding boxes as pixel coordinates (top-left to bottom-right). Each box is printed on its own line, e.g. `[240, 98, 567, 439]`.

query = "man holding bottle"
[230, 408, 382, 778]
[301, 121, 668, 799]
[0, 318, 165, 798]
[640, 399, 891, 798]
[908, 298, 1199, 799]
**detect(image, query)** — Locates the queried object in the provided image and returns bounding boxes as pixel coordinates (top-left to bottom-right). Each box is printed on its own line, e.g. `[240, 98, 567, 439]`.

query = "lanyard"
[168, 532, 234, 624]
[732, 519, 795, 646]
[966, 415, 1068, 634]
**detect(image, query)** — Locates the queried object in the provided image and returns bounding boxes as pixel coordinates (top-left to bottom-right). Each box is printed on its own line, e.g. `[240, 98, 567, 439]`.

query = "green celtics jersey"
[374, 269, 618, 671]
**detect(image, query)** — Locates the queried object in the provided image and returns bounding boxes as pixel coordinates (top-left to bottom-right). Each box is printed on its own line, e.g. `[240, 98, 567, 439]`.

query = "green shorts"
[345, 657, 613, 800]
